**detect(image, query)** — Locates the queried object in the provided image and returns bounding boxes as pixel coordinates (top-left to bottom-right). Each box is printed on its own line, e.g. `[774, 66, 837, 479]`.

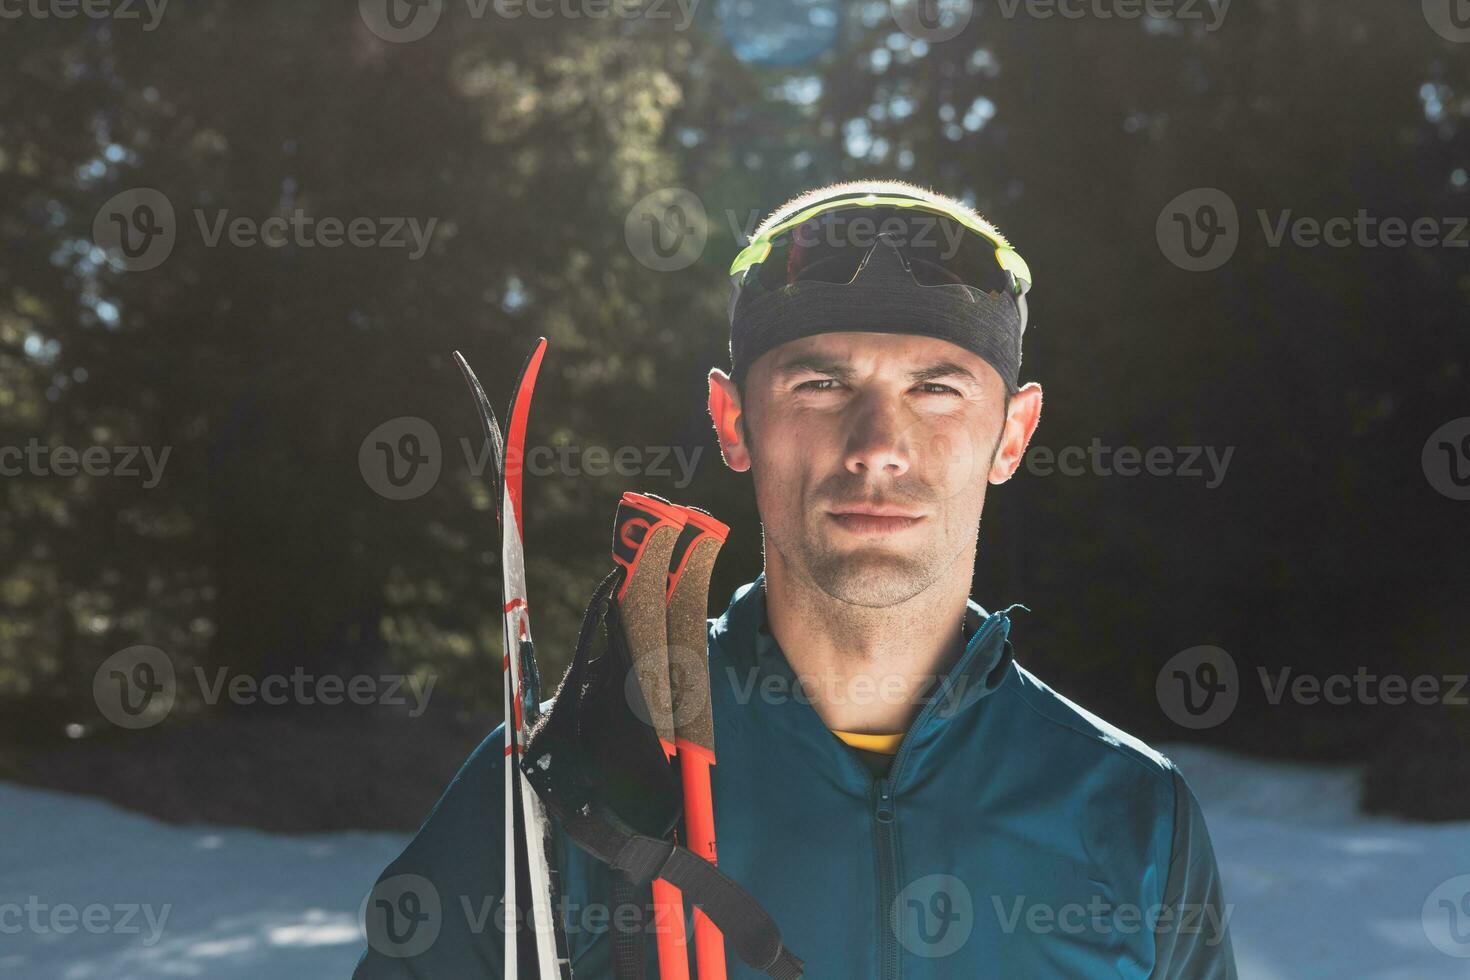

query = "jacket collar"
[712, 572, 1015, 788]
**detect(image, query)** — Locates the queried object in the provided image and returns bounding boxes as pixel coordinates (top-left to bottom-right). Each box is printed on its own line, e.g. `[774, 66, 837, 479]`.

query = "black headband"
[729, 235, 1024, 394]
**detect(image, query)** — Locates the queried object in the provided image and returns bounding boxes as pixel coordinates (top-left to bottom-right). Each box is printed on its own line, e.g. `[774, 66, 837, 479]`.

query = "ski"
[453, 341, 573, 980]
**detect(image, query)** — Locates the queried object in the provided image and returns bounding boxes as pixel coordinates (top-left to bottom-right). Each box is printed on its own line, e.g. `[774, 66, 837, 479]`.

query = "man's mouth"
[826, 505, 925, 535]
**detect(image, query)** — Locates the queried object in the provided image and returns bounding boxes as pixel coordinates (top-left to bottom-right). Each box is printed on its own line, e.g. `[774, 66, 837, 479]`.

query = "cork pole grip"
[613, 493, 686, 755]
[667, 531, 725, 757]
[666, 506, 730, 980]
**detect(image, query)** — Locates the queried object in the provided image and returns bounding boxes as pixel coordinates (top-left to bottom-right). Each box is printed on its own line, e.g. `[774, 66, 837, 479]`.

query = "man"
[354, 179, 1237, 978]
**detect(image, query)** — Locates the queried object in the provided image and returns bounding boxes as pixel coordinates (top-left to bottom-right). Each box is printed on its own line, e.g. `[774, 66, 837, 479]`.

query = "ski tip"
[451, 350, 508, 524]
[451, 350, 472, 382]
[505, 338, 551, 534]
[451, 350, 486, 399]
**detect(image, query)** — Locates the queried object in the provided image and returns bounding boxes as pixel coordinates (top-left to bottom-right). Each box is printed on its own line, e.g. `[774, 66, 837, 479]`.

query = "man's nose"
[842, 395, 911, 477]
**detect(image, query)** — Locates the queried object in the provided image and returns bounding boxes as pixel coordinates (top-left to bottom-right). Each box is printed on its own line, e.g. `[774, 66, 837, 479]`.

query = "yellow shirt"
[831, 729, 903, 776]
[830, 729, 903, 755]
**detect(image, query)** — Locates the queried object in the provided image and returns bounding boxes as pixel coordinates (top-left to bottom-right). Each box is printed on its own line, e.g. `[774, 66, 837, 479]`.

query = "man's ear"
[708, 368, 751, 473]
[988, 382, 1042, 484]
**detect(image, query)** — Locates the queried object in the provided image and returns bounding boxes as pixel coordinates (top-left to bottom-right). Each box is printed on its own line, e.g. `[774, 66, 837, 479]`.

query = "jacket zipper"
[872, 611, 1006, 980]
[873, 775, 899, 980]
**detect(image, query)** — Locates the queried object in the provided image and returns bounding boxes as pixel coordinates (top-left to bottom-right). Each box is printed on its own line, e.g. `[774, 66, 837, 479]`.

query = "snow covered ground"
[2, 745, 1468, 979]
[1163, 745, 1470, 979]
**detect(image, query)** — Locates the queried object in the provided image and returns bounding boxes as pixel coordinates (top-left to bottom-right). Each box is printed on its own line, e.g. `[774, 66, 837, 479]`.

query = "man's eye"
[917, 382, 960, 396]
[796, 379, 841, 391]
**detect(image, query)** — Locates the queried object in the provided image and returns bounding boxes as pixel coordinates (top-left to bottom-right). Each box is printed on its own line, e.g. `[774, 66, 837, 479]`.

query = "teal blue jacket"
[355, 574, 1236, 979]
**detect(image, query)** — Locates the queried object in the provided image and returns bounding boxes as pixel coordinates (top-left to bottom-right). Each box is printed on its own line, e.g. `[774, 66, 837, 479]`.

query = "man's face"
[710, 331, 1041, 608]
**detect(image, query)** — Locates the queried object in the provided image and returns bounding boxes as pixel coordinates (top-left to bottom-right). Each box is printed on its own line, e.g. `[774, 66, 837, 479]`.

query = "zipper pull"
[875, 778, 894, 823]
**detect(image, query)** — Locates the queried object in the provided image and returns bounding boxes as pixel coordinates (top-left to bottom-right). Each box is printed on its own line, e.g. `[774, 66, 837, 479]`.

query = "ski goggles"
[728, 194, 1032, 325]
[727, 194, 1034, 391]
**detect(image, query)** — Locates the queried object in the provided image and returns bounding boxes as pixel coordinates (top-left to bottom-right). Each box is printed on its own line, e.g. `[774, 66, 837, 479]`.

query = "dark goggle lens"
[754, 207, 1014, 296]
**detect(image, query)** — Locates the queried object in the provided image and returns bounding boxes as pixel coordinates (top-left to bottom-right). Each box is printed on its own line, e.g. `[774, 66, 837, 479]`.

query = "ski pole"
[612, 492, 693, 980]
[665, 504, 730, 980]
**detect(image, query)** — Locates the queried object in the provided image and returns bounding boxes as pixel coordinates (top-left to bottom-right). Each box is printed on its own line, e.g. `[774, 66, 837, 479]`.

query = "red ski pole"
[665, 504, 730, 980]
[612, 492, 692, 980]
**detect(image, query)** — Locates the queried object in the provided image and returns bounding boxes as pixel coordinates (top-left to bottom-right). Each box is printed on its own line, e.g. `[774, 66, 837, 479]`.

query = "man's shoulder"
[997, 660, 1182, 793]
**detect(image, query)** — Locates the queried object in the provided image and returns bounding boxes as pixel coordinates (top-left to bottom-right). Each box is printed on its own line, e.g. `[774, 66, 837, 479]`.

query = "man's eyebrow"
[772, 357, 981, 386]
[772, 357, 853, 381]
[909, 360, 980, 385]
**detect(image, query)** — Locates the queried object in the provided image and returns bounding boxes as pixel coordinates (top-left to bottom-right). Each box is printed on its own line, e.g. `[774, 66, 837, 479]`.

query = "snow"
[3, 746, 1468, 978]
[0, 783, 404, 979]
[1162, 745, 1470, 979]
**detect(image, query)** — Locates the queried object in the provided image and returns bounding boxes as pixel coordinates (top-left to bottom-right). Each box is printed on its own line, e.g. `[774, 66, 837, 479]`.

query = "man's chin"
[805, 549, 933, 607]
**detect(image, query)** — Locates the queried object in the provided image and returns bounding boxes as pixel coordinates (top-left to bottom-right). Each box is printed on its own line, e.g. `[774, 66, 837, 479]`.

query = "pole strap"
[558, 807, 804, 980]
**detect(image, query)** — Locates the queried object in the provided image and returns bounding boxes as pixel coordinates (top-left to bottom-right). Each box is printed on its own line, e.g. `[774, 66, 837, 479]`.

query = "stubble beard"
[799, 530, 944, 608]
[762, 493, 966, 609]
[749, 412, 996, 610]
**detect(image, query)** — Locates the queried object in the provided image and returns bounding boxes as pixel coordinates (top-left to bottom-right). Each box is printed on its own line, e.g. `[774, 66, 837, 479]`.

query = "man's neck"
[762, 555, 971, 735]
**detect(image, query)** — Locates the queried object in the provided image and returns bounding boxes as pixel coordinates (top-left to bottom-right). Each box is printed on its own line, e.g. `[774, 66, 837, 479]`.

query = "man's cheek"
[750, 462, 798, 535]
[913, 427, 985, 495]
